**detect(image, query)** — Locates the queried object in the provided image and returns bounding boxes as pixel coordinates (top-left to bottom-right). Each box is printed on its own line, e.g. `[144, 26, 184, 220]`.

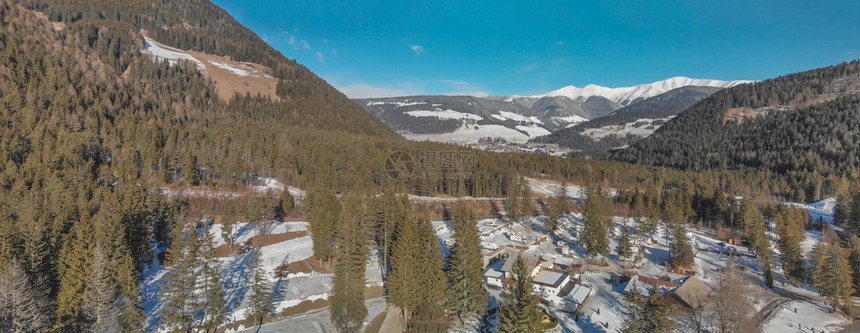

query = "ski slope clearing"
[763, 299, 847, 333]
[492, 111, 544, 124]
[787, 197, 836, 224]
[140, 33, 279, 101]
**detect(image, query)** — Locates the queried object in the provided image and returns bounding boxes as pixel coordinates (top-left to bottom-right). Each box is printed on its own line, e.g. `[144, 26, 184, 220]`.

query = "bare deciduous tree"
[708, 271, 754, 333]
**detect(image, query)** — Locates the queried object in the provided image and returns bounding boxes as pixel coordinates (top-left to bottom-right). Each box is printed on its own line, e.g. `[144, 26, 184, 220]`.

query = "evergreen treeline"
[609, 61, 860, 201]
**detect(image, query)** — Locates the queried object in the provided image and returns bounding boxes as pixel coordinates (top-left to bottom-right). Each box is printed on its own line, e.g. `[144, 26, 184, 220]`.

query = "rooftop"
[533, 269, 568, 287]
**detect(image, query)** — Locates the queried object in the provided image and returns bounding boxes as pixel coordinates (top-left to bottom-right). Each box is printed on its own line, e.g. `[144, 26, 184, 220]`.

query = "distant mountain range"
[356, 77, 751, 144]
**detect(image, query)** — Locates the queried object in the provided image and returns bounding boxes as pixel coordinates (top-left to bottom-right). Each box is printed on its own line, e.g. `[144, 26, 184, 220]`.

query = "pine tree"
[505, 174, 520, 221]
[278, 189, 295, 219]
[741, 200, 770, 260]
[774, 206, 807, 284]
[387, 208, 421, 314]
[159, 228, 197, 332]
[517, 175, 533, 219]
[330, 195, 368, 333]
[811, 227, 855, 314]
[308, 186, 340, 265]
[414, 217, 446, 321]
[247, 247, 273, 330]
[546, 184, 569, 236]
[0, 259, 46, 333]
[54, 216, 94, 330]
[83, 245, 120, 332]
[221, 199, 240, 248]
[617, 225, 634, 263]
[623, 286, 676, 333]
[196, 227, 225, 332]
[581, 187, 611, 258]
[496, 255, 542, 333]
[446, 201, 488, 323]
[670, 225, 694, 270]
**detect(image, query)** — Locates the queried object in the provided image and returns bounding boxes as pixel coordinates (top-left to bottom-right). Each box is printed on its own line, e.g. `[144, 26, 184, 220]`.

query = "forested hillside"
[609, 61, 860, 201]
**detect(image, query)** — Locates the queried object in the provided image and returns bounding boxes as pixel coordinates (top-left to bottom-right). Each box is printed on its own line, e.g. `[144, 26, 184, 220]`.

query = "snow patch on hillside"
[515, 124, 551, 137]
[403, 124, 530, 143]
[787, 198, 836, 224]
[492, 111, 543, 124]
[209, 60, 251, 76]
[405, 110, 484, 120]
[141, 36, 206, 69]
[580, 117, 673, 139]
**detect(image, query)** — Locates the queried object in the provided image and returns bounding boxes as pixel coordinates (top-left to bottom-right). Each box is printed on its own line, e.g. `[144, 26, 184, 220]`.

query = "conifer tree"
[278, 189, 295, 219]
[617, 225, 634, 263]
[414, 217, 446, 321]
[741, 200, 770, 260]
[546, 184, 569, 236]
[308, 186, 340, 265]
[55, 216, 94, 330]
[517, 175, 533, 219]
[670, 225, 695, 269]
[387, 208, 420, 314]
[83, 245, 120, 332]
[159, 229, 198, 332]
[505, 174, 520, 221]
[623, 286, 676, 333]
[247, 247, 273, 330]
[446, 201, 488, 323]
[581, 187, 611, 258]
[811, 227, 855, 314]
[196, 227, 225, 332]
[0, 259, 46, 333]
[496, 256, 542, 333]
[774, 206, 807, 283]
[330, 195, 368, 333]
[221, 199, 240, 248]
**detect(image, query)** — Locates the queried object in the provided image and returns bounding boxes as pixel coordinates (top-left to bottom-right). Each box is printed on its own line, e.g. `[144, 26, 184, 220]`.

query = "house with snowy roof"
[622, 275, 680, 296]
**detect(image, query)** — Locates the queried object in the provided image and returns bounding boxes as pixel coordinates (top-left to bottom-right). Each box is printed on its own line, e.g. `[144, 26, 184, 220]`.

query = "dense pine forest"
[609, 61, 860, 201]
[0, 0, 858, 331]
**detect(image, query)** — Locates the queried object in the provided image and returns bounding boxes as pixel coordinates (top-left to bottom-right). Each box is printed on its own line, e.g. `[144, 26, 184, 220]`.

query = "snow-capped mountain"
[536, 77, 753, 107]
[355, 77, 751, 145]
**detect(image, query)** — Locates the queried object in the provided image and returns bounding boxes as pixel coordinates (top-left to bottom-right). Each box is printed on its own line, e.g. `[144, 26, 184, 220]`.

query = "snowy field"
[405, 109, 484, 120]
[403, 124, 531, 143]
[142, 220, 382, 332]
[580, 117, 673, 140]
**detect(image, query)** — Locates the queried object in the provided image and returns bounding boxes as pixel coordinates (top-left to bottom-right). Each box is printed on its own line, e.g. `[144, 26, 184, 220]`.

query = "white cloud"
[410, 45, 425, 55]
[289, 36, 297, 49]
[331, 49, 338, 55]
[440, 79, 470, 86]
[444, 91, 490, 97]
[316, 52, 325, 62]
[552, 41, 565, 47]
[339, 84, 412, 99]
[301, 40, 311, 50]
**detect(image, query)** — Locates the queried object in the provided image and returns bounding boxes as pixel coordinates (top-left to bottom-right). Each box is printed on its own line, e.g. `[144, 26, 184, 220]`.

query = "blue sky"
[212, 0, 859, 98]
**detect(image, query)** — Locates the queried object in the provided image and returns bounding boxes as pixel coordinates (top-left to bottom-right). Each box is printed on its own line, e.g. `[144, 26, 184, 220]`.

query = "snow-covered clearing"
[366, 100, 427, 107]
[527, 177, 617, 199]
[403, 124, 531, 144]
[143, 220, 382, 332]
[787, 197, 836, 224]
[141, 35, 206, 69]
[209, 60, 252, 76]
[405, 110, 484, 120]
[553, 115, 589, 127]
[491, 111, 543, 124]
[516, 124, 551, 138]
[763, 299, 847, 333]
[580, 117, 673, 140]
